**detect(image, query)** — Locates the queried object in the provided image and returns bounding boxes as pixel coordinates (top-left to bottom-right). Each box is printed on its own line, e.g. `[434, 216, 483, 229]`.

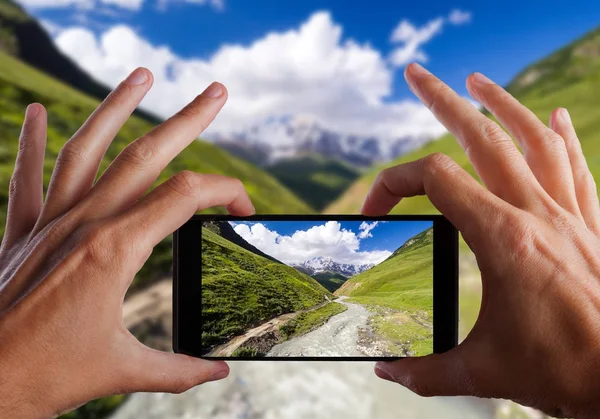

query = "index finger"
[114, 172, 255, 251]
[87, 82, 228, 218]
[361, 153, 510, 241]
[405, 63, 544, 211]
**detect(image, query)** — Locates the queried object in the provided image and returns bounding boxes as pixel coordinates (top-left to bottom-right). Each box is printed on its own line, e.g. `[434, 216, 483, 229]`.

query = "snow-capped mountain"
[208, 116, 432, 168]
[293, 256, 375, 278]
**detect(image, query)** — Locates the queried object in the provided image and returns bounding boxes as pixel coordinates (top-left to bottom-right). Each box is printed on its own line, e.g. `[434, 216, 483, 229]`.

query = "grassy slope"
[201, 227, 332, 350]
[327, 28, 600, 217]
[336, 227, 433, 315]
[0, 51, 312, 290]
[327, 27, 600, 337]
[0, 0, 161, 123]
[336, 227, 433, 356]
[311, 271, 348, 293]
[266, 154, 360, 211]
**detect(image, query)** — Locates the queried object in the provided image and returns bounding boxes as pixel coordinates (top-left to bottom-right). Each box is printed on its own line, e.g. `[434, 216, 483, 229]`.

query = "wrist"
[0, 356, 57, 418]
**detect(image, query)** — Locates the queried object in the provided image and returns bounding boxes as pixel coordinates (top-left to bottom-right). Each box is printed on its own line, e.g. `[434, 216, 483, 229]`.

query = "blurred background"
[1, 0, 599, 417]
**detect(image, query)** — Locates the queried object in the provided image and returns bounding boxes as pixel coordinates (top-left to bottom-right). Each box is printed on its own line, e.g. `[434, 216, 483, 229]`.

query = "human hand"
[0, 68, 254, 418]
[363, 63, 600, 418]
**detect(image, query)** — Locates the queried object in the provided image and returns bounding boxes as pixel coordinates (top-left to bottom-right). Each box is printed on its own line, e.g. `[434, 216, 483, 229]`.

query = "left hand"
[0, 68, 254, 418]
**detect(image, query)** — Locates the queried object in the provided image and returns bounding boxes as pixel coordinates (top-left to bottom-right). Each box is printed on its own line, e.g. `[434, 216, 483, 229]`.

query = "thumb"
[374, 350, 473, 397]
[122, 346, 230, 394]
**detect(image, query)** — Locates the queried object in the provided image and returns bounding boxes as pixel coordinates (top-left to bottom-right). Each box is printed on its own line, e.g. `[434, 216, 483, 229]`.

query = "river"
[267, 296, 369, 357]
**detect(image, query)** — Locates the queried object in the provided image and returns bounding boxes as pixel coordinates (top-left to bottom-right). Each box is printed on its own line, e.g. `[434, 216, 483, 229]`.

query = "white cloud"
[234, 222, 391, 266]
[16, 0, 223, 10]
[156, 0, 224, 11]
[448, 9, 472, 25]
[389, 10, 472, 67]
[40, 19, 63, 36]
[101, 0, 143, 10]
[53, 12, 449, 141]
[357, 221, 379, 239]
[17, 0, 93, 8]
[389, 18, 444, 66]
[184, 0, 223, 10]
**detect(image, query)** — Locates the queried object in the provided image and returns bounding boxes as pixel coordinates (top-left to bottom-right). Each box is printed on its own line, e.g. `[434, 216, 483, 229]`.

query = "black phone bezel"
[173, 214, 458, 361]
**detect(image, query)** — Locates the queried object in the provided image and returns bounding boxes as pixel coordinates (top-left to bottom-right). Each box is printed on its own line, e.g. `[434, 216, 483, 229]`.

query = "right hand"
[363, 63, 600, 419]
[0, 68, 254, 418]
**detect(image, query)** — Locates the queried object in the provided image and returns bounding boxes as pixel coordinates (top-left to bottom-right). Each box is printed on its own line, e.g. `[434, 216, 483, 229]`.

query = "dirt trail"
[268, 297, 370, 357]
[209, 301, 330, 356]
[114, 276, 500, 419]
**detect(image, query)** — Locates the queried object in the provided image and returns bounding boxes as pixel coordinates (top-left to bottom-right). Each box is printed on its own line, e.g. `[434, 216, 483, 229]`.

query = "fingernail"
[472, 72, 495, 85]
[202, 82, 224, 98]
[408, 62, 431, 77]
[374, 364, 395, 383]
[25, 103, 40, 119]
[560, 108, 572, 124]
[125, 68, 148, 85]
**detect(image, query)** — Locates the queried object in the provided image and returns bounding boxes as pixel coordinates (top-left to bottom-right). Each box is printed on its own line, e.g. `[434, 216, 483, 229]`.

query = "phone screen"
[199, 218, 434, 358]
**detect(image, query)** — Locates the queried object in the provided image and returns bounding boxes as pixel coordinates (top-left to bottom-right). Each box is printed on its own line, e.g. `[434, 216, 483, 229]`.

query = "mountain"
[0, 0, 161, 124]
[202, 221, 282, 264]
[0, 49, 313, 292]
[210, 116, 432, 168]
[326, 26, 600, 215]
[265, 154, 360, 211]
[311, 271, 348, 293]
[336, 226, 433, 303]
[293, 256, 374, 277]
[201, 227, 332, 351]
[385, 226, 433, 261]
[335, 227, 434, 356]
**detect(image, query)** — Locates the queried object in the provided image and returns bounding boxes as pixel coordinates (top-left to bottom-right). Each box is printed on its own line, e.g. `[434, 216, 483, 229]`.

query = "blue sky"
[17, 0, 600, 140]
[230, 220, 432, 266]
[27, 0, 600, 98]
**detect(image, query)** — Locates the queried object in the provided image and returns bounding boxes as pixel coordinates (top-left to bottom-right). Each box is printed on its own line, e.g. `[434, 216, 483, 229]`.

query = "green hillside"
[201, 227, 332, 351]
[0, 0, 161, 123]
[311, 271, 348, 293]
[327, 26, 600, 216]
[336, 227, 433, 356]
[266, 154, 360, 211]
[0, 50, 312, 291]
[202, 220, 282, 263]
[326, 26, 600, 340]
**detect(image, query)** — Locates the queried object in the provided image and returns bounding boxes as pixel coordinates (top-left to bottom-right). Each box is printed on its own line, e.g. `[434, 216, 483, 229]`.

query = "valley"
[1, 1, 598, 417]
[203, 221, 434, 358]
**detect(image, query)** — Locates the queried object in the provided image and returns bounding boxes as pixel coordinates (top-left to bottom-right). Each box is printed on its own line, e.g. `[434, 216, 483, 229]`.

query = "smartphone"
[173, 214, 458, 360]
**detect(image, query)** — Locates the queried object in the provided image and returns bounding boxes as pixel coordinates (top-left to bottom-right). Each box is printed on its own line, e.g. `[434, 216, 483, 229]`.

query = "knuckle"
[171, 377, 195, 394]
[576, 169, 597, 191]
[505, 213, 537, 261]
[536, 127, 563, 149]
[57, 141, 88, 167]
[168, 171, 201, 199]
[18, 132, 34, 153]
[423, 152, 454, 175]
[103, 83, 135, 110]
[404, 373, 433, 398]
[120, 140, 157, 167]
[377, 167, 402, 194]
[8, 175, 19, 199]
[479, 121, 506, 144]
[229, 177, 245, 192]
[177, 97, 209, 122]
[79, 223, 115, 266]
